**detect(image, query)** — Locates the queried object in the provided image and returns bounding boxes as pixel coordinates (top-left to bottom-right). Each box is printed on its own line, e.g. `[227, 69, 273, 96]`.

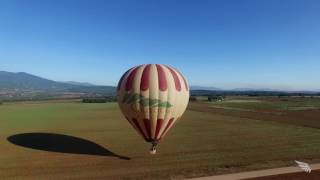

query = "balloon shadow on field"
[7, 133, 130, 160]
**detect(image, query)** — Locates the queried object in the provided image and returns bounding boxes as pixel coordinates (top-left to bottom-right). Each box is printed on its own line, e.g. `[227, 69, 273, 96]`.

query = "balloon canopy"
[117, 64, 189, 154]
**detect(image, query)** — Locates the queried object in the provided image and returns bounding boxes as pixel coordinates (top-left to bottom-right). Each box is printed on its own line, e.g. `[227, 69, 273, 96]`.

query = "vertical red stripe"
[132, 118, 147, 139]
[176, 70, 188, 91]
[156, 64, 167, 91]
[155, 119, 164, 140]
[125, 67, 139, 91]
[160, 118, 174, 138]
[166, 66, 181, 91]
[140, 64, 151, 91]
[143, 118, 151, 139]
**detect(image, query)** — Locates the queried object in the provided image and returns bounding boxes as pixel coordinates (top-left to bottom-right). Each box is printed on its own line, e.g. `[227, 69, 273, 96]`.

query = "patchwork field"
[210, 96, 320, 111]
[191, 97, 320, 129]
[0, 98, 320, 179]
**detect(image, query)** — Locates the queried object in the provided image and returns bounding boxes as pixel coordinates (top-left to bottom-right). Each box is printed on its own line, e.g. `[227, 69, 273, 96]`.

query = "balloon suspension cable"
[149, 141, 158, 155]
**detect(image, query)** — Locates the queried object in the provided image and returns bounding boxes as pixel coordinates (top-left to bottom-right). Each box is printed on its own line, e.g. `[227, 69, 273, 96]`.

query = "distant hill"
[190, 85, 221, 91]
[0, 71, 74, 90]
[0, 71, 116, 95]
[231, 88, 277, 91]
[63, 81, 96, 87]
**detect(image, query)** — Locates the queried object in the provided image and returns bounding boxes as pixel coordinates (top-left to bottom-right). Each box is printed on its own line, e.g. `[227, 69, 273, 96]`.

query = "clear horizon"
[1, 0, 319, 91]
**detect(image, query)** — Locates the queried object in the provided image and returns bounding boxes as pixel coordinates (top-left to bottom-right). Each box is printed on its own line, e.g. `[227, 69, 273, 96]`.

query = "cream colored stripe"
[157, 65, 169, 118]
[131, 65, 149, 139]
[157, 65, 176, 139]
[156, 64, 169, 139]
[149, 64, 158, 139]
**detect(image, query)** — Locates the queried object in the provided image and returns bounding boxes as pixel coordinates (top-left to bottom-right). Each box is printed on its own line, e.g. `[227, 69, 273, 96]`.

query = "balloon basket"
[149, 142, 158, 155]
[149, 148, 156, 155]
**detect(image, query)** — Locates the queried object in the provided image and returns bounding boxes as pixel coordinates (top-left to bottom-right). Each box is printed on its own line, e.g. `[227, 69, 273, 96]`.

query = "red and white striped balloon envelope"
[117, 64, 189, 154]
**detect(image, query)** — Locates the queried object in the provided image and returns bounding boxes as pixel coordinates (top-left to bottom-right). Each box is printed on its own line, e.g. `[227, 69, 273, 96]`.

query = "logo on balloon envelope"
[122, 93, 173, 108]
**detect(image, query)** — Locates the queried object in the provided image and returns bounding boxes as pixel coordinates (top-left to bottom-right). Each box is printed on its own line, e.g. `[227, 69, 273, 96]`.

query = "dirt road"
[188, 163, 320, 180]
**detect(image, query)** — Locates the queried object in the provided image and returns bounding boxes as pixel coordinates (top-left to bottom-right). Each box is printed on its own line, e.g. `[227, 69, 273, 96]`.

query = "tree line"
[82, 96, 117, 103]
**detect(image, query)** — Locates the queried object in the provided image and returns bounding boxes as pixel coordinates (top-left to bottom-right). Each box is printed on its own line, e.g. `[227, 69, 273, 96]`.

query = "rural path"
[188, 163, 320, 180]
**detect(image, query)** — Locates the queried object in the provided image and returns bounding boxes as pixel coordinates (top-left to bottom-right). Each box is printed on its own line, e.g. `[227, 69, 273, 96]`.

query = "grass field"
[1, 99, 320, 179]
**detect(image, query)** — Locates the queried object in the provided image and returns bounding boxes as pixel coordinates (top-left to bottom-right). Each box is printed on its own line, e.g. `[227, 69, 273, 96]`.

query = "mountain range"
[0, 71, 116, 95]
[0, 71, 318, 96]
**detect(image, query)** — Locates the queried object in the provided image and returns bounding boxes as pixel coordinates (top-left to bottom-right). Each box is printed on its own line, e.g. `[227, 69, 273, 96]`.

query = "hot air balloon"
[117, 64, 189, 154]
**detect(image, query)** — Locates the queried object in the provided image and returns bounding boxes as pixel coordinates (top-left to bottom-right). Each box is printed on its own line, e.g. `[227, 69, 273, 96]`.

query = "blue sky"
[0, 0, 319, 90]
